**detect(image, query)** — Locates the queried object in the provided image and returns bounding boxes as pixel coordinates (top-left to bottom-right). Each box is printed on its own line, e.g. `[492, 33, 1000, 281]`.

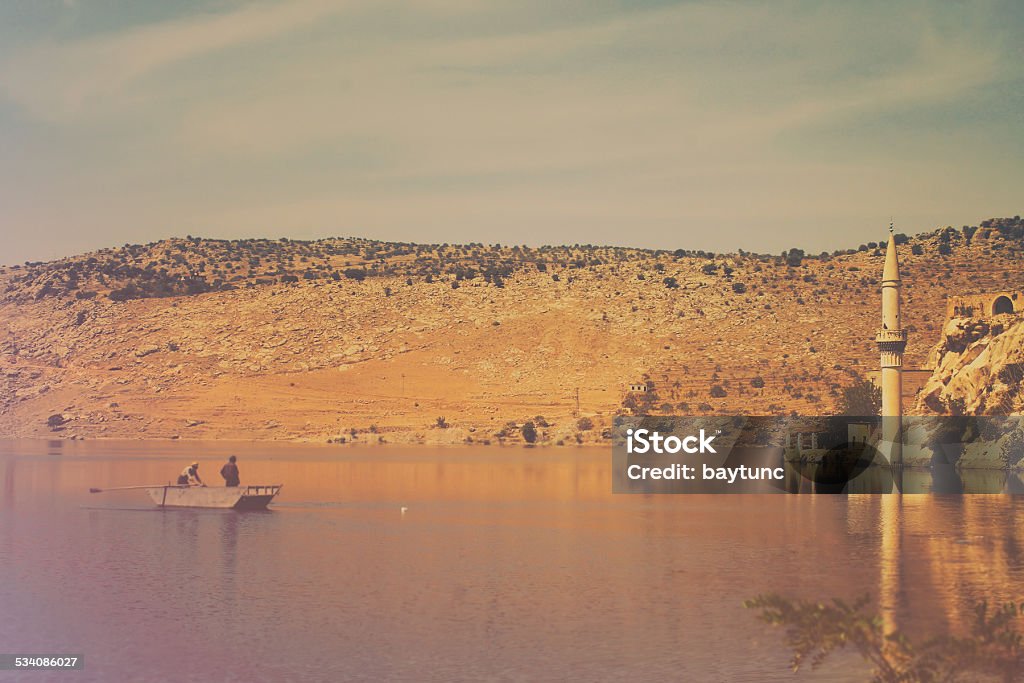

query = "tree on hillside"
[839, 379, 881, 416]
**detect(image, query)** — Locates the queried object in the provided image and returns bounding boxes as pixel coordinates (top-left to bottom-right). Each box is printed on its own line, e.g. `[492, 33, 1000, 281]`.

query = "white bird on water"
[401, 506, 408, 515]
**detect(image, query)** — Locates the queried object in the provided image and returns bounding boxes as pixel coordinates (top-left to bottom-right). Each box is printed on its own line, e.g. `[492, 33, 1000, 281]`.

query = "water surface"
[2, 440, 1023, 682]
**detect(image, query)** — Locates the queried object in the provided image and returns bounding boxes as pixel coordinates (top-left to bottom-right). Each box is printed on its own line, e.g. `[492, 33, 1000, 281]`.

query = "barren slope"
[2, 217, 1022, 444]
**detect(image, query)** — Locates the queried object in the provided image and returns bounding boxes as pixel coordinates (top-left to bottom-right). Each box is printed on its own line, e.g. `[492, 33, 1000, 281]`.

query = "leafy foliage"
[839, 378, 882, 416]
[746, 593, 1024, 682]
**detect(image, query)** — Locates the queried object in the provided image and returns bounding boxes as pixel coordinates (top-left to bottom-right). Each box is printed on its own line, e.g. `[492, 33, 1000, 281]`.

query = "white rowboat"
[145, 484, 282, 509]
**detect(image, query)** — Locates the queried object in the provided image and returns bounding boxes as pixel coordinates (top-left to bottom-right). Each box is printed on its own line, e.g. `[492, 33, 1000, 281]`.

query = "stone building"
[946, 292, 1020, 319]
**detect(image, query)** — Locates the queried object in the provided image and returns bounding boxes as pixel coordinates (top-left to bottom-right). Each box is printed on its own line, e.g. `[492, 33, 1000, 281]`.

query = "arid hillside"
[1, 217, 1022, 444]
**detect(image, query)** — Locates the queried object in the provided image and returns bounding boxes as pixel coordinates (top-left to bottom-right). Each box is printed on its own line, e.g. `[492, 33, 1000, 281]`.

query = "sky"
[0, 0, 1022, 264]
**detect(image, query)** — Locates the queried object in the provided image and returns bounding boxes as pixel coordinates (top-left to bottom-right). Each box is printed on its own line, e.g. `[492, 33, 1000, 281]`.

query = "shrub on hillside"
[521, 422, 537, 443]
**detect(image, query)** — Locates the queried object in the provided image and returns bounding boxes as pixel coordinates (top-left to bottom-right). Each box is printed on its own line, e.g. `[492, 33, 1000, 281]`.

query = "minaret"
[876, 222, 906, 466]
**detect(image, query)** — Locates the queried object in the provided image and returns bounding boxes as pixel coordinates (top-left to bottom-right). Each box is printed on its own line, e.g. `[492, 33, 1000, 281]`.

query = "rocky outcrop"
[918, 316, 1024, 415]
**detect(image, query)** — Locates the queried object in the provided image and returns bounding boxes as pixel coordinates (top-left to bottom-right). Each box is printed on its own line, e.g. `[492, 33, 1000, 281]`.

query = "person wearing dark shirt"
[220, 455, 240, 487]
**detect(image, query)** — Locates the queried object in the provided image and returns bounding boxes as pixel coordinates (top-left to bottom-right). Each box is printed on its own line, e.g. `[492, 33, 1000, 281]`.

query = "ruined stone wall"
[946, 292, 1021, 319]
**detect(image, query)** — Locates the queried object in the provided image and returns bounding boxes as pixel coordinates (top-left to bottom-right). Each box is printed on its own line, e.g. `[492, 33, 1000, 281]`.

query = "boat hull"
[146, 485, 282, 510]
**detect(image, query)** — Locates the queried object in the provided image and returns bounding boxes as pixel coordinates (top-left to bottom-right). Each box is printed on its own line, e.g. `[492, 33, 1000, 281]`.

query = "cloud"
[0, 0, 350, 120]
[164, 0, 1003, 182]
[1, 0, 1004, 137]
[0, 0, 1019, 265]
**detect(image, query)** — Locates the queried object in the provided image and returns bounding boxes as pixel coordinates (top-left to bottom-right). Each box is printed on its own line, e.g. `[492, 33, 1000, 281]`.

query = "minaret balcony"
[875, 329, 907, 344]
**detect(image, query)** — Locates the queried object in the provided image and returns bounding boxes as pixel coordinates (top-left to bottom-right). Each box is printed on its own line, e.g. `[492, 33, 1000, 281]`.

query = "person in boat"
[220, 455, 240, 487]
[177, 461, 205, 487]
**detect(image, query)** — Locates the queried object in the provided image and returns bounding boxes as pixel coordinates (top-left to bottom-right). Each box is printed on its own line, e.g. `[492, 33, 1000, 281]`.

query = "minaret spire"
[876, 222, 907, 467]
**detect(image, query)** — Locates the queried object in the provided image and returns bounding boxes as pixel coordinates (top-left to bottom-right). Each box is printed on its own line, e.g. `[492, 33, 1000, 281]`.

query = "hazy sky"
[1, 0, 1021, 264]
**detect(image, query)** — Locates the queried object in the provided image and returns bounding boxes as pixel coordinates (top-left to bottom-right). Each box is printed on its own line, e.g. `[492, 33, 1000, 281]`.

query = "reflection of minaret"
[876, 223, 907, 467]
[878, 494, 904, 635]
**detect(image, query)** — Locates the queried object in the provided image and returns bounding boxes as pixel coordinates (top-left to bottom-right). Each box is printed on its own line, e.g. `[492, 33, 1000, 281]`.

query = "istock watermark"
[611, 415, 1024, 494]
[624, 428, 718, 454]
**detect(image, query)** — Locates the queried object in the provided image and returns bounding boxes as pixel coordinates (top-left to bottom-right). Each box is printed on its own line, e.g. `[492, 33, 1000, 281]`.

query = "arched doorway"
[992, 295, 1014, 315]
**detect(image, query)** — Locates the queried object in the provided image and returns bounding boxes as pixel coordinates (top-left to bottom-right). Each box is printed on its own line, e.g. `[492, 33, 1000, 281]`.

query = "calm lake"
[2, 440, 1024, 682]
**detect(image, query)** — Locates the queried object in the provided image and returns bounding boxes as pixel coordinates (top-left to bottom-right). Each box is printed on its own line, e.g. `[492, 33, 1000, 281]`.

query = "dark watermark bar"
[611, 416, 1024, 494]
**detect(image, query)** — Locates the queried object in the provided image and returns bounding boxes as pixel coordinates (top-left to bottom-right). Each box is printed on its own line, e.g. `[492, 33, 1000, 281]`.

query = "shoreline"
[0, 437, 610, 456]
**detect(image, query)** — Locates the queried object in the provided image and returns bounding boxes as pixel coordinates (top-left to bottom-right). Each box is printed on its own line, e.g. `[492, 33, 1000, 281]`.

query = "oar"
[89, 484, 182, 493]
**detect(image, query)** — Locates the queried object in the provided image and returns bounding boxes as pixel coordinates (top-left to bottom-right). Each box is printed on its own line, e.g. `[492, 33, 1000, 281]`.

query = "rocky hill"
[918, 316, 1024, 415]
[1, 216, 1022, 444]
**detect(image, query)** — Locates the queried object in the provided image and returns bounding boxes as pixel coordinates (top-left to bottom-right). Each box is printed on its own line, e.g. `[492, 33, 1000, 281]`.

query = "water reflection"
[848, 493, 1024, 638]
[3, 457, 14, 508]
[220, 512, 239, 609]
[878, 495, 903, 635]
[790, 463, 1024, 495]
